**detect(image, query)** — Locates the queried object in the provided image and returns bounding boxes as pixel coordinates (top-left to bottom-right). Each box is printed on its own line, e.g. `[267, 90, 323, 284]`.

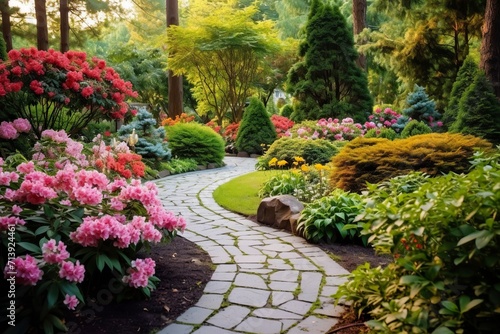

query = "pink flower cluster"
[366, 107, 403, 129]
[63, 294, 79, 310]
[0, 118, 31, 139]
[3, 255, 43, 286]
[289, 118, 363, 141]
[122, 258, 156, 288]
[42, 239, 70, 264]
[59, 260, 85, 283]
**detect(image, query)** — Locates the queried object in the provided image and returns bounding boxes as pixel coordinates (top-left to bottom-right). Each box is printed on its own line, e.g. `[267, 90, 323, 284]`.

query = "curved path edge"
[155, 157, 349, 334]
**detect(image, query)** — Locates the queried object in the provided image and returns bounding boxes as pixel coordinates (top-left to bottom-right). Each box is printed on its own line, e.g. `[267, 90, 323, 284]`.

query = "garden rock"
[257, 195, 304, 237]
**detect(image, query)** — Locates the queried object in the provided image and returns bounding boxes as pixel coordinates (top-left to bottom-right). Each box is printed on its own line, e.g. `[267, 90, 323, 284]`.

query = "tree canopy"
[167, 0, 279, 124]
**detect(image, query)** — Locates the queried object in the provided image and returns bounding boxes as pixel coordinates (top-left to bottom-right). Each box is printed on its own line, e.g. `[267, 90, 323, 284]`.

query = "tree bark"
[352, 0, 367, 70]
[60, 0, 69, 52]
[166, 0, 183, 118]
[0, 0, 12, 51]
[480, 0, 500, 99]
[35, 0, 49, 50]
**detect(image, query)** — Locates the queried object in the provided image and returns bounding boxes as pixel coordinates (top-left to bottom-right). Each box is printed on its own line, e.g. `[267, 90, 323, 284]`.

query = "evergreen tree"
[442, 57, 479, 130]
[118, 108, 171, 160]
[235, 97, 277, 155]
[450, 71, 500, 144]
[286, 0, 373, 122]
[402, 85, 441, 127]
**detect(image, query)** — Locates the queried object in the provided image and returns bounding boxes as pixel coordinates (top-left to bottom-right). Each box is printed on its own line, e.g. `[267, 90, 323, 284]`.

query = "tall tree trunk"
[60, 0, 69, 52]
[0, 0, 13, 51]
[35, 0, 49, 50]
[352, 0, 367, 70]
[480, 0, 500, 99]
[166, 0, 183, 118]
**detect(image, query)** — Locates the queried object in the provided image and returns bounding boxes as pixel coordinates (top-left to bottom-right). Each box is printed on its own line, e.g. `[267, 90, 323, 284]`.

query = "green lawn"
[213, 170, 282, 216]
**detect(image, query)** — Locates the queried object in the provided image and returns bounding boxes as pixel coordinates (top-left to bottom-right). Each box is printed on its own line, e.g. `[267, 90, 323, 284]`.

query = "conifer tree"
[402, 85, 441, 126]
[235, 97, 277, 155]
[118, 108, 171, 160]
[286, 0, 373, 122]
[442, 57, 479, 129]
[450, 71, 500, 144]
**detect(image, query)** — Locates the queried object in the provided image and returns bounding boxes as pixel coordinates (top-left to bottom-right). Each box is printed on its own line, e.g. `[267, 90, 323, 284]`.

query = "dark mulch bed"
[64, 223, 390, 334]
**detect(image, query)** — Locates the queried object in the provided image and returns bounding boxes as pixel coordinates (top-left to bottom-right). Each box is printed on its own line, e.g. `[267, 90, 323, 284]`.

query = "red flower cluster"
[271, 115, 294, 137]
[223, 122, 240, 142]
[0, 48, 138, 122]
[96, 152, 145, 179]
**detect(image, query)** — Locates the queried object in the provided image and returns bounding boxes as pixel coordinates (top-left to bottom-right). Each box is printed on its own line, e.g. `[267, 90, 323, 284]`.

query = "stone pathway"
[155, 157, 349, 334]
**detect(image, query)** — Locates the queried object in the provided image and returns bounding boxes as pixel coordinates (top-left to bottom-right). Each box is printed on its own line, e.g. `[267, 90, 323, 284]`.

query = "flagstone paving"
[155, 157, 349, 334]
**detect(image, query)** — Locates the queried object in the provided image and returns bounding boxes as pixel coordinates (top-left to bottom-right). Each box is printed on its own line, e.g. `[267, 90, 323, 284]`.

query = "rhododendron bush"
[0, 47, 138, 139]
[0, 128, 185, 332]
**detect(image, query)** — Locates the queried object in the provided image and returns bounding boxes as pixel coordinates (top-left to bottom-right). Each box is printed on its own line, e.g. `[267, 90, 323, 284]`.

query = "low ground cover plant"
[0, 128, 186, 333]
[297, 189, 365, 244]
[259, 158, 332, 203]
[335, 149, 500, 333]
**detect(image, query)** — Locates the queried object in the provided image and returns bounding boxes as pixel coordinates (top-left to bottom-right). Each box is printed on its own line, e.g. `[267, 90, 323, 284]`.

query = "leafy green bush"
[258, 162, 332, 203]
[400, 120, 432, 138]
[256, 137, 342, 170]
[235, 97, 277, 155]
[162, 158, 199, 174]
[363, 127, 398, 140]
[336, 149, 500, 333]
[166, 122, 225, 165]
[330, 133, 492, 193]
[297, 189, 364, 244]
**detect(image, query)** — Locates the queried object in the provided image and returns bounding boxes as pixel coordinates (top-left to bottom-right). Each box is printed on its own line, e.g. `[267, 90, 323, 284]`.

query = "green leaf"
[457, 230, 483, 246]
[431, 327, 454, 334]
[47, 284, 59, 309]
[459, 296, 483, 313]
[47, 314, 67, 331]
[475, 231, 494, 249]
[96, 255, 105, 272]
[60, 282, 84, 302]
[18, 242, 41, 254]
[35, 226, 51, 236]
[441, 300, 459, 313]
[43, 318, 55, 334]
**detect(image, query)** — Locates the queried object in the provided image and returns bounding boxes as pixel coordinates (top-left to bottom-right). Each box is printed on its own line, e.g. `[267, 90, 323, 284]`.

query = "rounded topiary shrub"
[256, 137, 343, 170]
[235, 97, 277, 155]
[330, 133, 492, 193]
[400, 120, 432, 138]
[166, 122, 225, 166]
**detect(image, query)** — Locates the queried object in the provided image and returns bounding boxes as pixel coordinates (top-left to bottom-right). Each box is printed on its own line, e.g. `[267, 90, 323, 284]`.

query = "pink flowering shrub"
[0, 118, 31, 140]
[288, 118, 363, 141]
[366, 106, 403, 130]
[0, 129, 185, 332]
[0, 47, 138, 139]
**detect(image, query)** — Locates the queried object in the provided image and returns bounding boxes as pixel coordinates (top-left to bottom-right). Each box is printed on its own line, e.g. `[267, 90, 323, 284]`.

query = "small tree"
[442, 57, 478, 129]
[450, 71, 500, 144]
[235, 97, 277, 155]
[286, 0, 373, 122]
[402, 85, 441, 127]
[118, 108, 171, 160]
